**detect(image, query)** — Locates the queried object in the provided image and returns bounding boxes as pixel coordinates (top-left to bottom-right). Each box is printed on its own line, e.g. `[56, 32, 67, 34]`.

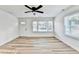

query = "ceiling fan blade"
[35, 11, 44, 13]
[25, 11, 32, 13]
[25, 5, 32, 10]
[35, 5, 43, 10]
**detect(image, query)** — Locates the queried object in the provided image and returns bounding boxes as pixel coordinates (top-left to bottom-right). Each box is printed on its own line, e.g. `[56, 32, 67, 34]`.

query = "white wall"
[55, 6, 79, 51]
[0, 10, 18, 46]
[18, 17, 54, 37]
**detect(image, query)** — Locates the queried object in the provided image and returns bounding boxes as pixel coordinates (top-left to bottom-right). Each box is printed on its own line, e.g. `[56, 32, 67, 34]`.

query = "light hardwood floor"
[0, 37, 78, 54]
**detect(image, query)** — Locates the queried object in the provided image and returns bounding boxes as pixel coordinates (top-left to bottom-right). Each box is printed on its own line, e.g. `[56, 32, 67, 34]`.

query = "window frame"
[32, 20, 54, 33]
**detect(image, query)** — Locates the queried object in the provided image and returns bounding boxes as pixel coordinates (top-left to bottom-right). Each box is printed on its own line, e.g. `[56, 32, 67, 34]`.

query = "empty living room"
[0, 5, 79, 54]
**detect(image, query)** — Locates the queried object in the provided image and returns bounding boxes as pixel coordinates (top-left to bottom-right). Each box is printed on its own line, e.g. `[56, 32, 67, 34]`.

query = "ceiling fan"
[24, 5, 44, 15]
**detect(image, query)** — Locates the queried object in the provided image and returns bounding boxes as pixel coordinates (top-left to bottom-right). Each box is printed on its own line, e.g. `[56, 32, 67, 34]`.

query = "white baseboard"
[0, 35, 19, 46]
[55, 34, 79, 52]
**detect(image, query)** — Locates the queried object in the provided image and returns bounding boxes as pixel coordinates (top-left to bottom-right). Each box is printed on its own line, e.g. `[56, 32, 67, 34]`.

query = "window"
[64, 13, 79, 39]
[33, 21, 53, 32]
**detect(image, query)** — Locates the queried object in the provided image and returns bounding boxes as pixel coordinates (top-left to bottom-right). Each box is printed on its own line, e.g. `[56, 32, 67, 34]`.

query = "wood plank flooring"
[0, 37, 78, 54]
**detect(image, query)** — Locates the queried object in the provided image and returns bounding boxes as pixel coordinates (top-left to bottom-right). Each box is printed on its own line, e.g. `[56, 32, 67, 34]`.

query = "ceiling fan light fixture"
[33, 13, 36, 15]
[24, 5, 44, 15]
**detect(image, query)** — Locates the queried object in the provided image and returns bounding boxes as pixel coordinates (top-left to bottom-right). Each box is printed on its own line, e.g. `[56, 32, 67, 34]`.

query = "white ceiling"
[0, 5, 70, 17]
